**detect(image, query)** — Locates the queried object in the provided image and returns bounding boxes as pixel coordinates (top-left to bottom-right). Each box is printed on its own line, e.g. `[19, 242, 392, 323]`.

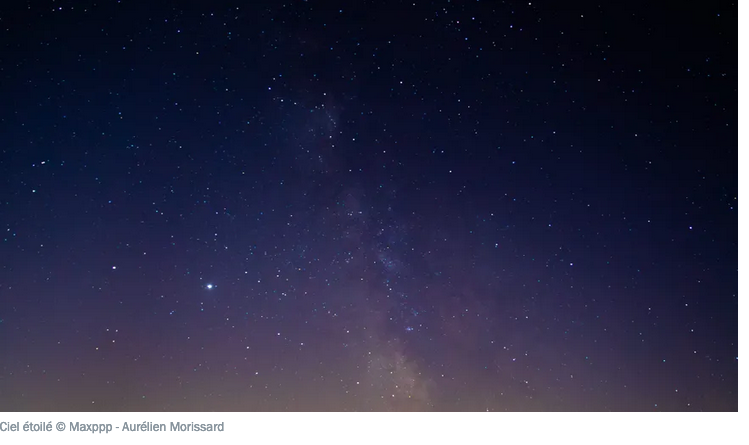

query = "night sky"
[0, 0, 737, 412]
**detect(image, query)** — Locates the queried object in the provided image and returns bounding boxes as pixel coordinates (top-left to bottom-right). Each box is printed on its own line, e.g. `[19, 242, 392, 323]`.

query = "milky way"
[0, 0, 737, 411]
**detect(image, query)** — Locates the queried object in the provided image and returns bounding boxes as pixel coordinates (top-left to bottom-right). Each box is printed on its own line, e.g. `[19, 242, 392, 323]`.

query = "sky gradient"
[0, 0, 737, 411]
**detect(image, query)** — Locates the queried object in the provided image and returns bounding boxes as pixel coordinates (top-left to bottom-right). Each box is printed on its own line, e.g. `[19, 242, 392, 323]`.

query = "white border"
[0, 412, 740, 445]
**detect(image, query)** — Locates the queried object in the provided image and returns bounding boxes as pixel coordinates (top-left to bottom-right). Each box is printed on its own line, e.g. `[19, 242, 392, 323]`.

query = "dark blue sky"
[0, 0, 737, 411]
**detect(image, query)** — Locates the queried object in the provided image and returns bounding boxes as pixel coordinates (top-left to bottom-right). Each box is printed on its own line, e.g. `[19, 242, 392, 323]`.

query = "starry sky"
[0, 0, 737, 412]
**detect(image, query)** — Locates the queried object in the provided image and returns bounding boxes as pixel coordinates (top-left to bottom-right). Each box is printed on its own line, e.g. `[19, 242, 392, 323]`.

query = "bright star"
[206, 284, 214, 290]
